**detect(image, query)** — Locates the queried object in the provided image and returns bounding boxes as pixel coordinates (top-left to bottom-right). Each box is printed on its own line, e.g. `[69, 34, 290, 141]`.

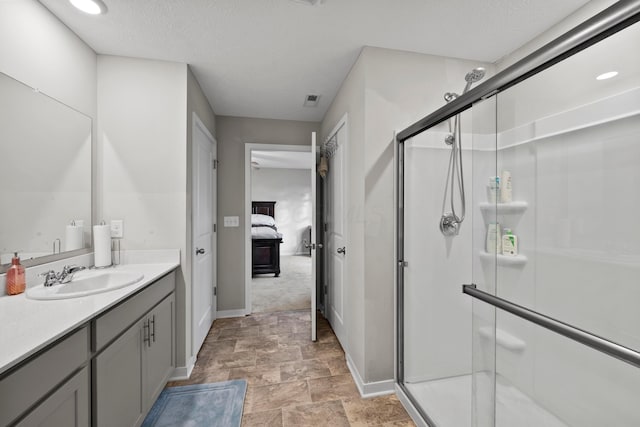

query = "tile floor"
[167, 310, 416, 427]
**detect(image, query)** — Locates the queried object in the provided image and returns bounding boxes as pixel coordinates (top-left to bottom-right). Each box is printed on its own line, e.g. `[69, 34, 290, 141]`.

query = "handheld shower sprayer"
[462, 67, 486, 94]
[440, 67, 486, 236]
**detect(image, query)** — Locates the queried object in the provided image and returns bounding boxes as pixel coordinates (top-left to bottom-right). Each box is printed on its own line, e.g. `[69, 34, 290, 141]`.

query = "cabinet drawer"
[16, 367, 89, 427]
[94, 272, 175, 352]
[0, 327, 89, 426]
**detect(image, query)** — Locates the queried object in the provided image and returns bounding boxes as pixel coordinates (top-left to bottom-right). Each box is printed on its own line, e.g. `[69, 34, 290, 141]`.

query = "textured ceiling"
[40, 0, 591, 122]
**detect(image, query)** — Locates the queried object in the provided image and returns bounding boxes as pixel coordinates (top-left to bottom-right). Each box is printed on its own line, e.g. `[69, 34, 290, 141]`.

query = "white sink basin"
[26, 270, 144, 300]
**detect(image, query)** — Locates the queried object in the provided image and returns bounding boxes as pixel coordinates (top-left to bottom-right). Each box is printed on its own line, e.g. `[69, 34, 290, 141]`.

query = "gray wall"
[98, 58, 217, 371]
[216, 116, 319, 311]
[321, 46, 494, 385]
[98, 57, 217, 371]
[98, 55, 206, 372]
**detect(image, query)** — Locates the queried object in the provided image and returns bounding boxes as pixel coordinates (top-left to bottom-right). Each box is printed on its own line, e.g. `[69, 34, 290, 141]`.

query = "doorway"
[244, 144, 314, 316]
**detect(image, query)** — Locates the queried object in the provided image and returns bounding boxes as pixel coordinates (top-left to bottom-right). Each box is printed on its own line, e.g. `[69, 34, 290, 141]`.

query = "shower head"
[444, 92, 459, 103]
[462, 67, 486, 94]
[466, 67, 486, 83]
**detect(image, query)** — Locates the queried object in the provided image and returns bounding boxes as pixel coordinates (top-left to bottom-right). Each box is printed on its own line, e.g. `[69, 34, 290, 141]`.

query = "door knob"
[196, 248, 205, 255]
[337, 247, 346, 255]
[305, 241, 324, 250]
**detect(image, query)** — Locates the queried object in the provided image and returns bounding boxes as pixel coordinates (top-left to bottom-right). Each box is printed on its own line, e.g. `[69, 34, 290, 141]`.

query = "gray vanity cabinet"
[94, 316, 146, 427]
[144, 294, 175, 410]
[0, 270, 176, 427]
[16, 367, 90, 427]
[94, 272, 175, 427]
[0, 327, 90, 427]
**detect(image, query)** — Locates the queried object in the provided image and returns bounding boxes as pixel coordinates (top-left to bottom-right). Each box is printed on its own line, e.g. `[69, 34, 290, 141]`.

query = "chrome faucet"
[59, 265, 86, 283]
[39, 265, 86, 287]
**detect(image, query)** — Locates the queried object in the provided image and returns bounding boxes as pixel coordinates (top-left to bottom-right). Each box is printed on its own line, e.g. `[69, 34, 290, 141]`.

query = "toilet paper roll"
[65, 224, 84, 251]
[93, 224, 112, 268]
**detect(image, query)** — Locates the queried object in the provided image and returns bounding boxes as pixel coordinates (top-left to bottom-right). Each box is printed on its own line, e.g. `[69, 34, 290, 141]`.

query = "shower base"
[405, 374, 568, 427]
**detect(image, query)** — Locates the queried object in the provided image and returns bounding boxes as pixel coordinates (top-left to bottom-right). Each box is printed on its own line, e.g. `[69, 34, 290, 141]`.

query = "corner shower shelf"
[479, 251, 528, 267]
[479, 201, 528, 214]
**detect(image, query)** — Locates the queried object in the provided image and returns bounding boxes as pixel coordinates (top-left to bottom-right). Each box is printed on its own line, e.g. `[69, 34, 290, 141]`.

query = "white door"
[192, 116, 217, 357]
[325, 123, 347, 346]
[311, 133, 318, 341]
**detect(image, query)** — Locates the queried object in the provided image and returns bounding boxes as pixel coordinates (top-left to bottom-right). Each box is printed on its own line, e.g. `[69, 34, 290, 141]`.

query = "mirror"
[0, 72, 92, 270]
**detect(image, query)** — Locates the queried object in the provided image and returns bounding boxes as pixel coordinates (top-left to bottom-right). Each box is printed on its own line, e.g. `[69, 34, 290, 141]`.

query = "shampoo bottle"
[6, 252, 26, 295]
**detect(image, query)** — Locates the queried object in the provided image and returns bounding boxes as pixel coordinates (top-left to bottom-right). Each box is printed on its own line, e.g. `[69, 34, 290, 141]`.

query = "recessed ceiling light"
[69, 0, 107, 15]
[596, 71, 618, 80]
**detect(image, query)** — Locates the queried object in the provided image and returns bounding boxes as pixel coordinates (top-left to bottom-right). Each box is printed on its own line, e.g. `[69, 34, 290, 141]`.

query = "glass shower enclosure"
[395, 3, 640, 426]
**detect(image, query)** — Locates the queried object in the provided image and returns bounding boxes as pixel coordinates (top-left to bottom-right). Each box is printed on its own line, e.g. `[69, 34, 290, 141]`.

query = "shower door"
[468, 21, 640, 426]
[398, 15, 640, 427]
[398, 110, 477, 427]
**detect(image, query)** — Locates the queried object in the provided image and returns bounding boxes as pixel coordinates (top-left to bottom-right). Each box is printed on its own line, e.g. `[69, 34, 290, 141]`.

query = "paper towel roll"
[93, 224, 112, 267]
[65, 224, 84, 251]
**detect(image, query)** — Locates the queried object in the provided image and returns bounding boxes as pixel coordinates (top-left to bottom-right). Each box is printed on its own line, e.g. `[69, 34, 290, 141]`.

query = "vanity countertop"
[0, 262, 179, 376]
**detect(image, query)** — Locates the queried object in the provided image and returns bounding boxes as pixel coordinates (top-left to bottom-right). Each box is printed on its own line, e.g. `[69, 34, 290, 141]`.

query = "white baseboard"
[216, 309, 248, 319]
[395, 384, 430, 427]
[345, 353, 395, 398]
[169, 355, 196, 381]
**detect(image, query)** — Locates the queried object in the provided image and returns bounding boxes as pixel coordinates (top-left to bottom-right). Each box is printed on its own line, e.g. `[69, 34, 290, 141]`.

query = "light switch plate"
[223, 216, 239, 227]
[111, 219, 124, 238]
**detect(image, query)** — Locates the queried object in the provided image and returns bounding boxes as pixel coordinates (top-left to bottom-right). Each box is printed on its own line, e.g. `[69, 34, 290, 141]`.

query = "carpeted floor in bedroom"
[251, 255, 312, 313]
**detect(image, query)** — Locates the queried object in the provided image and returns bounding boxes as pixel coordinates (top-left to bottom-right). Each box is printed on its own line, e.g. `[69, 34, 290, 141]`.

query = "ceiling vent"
[303, 94, 320, 107]
[291, 0, 325, 6]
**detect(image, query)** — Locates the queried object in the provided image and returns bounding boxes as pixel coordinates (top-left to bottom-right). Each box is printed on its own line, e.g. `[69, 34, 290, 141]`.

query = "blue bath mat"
[142, 380, 247, 427]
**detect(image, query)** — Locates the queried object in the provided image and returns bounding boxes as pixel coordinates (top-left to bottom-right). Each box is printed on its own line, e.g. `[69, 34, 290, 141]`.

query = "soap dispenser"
[6, 252, 26, 295]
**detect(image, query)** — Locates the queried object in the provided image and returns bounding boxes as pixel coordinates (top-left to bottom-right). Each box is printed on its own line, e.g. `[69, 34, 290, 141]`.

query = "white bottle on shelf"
[500, 170, 512, 203]
[501, 228, 519, 256]
[486, 223, 502, 254]
[488, 176, 500, 203]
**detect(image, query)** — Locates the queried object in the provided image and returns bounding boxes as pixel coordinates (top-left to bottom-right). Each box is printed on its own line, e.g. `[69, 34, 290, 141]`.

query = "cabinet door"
[95, 318, 145, 427]
[144, 294, 175, 410]
[16, 367, 89, 427]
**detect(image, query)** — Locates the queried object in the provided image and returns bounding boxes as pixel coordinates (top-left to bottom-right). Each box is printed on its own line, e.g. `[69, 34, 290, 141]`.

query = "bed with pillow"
[251, 201, 283, 276]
